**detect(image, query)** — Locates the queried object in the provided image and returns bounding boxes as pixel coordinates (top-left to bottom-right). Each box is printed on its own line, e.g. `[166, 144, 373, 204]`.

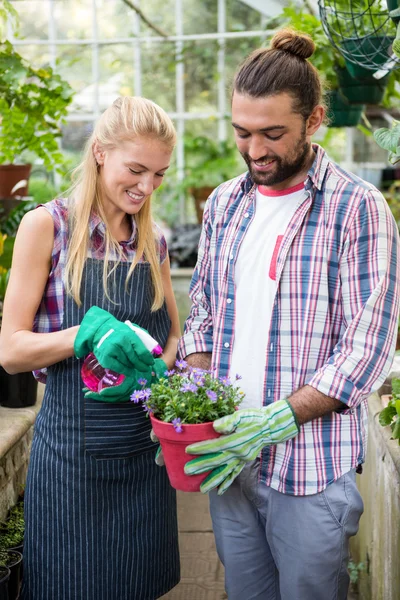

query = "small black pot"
[0, 566, 10, 600]
[0, 367, 37, 408]
[4, 551, 22, 600]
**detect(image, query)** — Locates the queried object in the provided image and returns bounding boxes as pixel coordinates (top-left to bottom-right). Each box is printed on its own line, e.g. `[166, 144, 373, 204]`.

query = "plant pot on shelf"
[189, 186, 214, 225]
[0, 566, 10, 600]
[0, 366, 38, 408]
[337, 66, 389, 105]
[0, 164, 31, 200]
[326, 90, 364, 128]
[150, 415, 220, 492]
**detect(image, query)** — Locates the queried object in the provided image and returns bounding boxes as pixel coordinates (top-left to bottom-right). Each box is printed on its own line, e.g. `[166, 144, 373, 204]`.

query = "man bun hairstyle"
[270, 28, 315, 60]
[233, 28, 326, 121]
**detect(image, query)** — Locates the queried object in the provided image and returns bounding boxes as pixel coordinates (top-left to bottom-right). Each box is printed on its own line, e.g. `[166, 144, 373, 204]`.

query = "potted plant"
[0, 228, 37, 408]
[133, 360, 244, 492]
[0, 550, 22, 600]
[0, 40, 74, 200]
[0, 564, 10, 599]
[179, 133, 240, 223]
[0, 1, 74, 201]
[278, 6, 365, 126]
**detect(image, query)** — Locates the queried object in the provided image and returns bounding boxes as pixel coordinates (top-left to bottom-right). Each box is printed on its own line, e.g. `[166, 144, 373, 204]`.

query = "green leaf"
[392, 417, 400, 440]
[379, 405, 396, 427]
[374, 124, 400, 153]
[391, 378, 400, 396]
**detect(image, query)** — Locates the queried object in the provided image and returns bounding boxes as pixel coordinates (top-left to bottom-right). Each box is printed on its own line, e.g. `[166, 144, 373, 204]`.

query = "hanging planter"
[337, 66, 389, 105]
[150, 415, 220, 492]
[326, 90, 364, 128]
[342, 36, 395, 79]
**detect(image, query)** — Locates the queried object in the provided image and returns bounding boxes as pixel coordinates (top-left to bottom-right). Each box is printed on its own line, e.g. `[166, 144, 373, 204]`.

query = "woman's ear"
[93, 141, 105, 166]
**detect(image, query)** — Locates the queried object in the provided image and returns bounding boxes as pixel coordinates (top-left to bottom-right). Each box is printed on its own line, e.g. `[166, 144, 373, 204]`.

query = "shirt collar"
[88, 211, 137, 245]
[240, 143, 329, 195]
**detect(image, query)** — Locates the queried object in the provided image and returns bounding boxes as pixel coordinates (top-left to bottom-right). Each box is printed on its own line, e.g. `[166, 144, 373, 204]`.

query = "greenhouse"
[0, 1, 400, 599]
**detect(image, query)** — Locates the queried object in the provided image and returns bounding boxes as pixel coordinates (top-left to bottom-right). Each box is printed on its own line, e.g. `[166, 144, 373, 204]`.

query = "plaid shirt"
[33, 198, 167, 382]
[178, 144, 400, 495]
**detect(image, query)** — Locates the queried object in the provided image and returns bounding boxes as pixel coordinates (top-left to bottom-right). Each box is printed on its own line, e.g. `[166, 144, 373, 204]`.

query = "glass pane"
[141, 42, 176, 112]
[97, 0, 135, 40]
[56, 45, 93, 115]
[227, 0, 263, 33]
[10, 1, 49, 40]
[184, 40, 219, 113]
[53, 0, 93, 41]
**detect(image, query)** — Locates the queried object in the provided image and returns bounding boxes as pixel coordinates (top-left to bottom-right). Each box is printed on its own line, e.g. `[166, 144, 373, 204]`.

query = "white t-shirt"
[229, 182, 305, 409]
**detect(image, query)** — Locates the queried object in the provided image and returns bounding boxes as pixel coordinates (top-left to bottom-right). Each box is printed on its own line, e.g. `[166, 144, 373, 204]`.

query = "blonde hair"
[64, 96, 176, 311]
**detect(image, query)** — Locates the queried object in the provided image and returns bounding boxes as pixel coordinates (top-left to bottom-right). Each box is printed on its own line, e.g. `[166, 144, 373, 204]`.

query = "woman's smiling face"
[95, 137, 172, 216]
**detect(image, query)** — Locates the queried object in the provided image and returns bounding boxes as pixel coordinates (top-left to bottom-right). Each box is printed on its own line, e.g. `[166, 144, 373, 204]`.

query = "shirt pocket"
[269, 235, 283, 281]
[83, 398, 155, 460]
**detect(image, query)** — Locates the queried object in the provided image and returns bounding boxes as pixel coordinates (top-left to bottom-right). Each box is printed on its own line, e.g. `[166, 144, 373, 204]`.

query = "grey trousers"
[209, 460, 364, 600]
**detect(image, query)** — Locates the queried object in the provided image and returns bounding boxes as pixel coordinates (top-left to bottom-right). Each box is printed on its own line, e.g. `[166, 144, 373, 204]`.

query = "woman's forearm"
[0, 326, 79, 374]
[160, 334, 179, 370]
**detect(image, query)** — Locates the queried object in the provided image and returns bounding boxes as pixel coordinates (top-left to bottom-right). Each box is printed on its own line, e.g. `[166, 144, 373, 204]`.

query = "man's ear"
[306, 105, 325, 137]
[93, 141, 105, 166]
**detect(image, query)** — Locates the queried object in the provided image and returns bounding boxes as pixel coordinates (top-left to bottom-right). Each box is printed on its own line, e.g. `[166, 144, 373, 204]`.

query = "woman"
[0, 96, 181, 599]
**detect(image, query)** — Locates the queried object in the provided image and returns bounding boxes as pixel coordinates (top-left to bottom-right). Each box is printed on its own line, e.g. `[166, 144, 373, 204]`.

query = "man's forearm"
[288, 384, 344, 425]
[185, 352, 212, 371]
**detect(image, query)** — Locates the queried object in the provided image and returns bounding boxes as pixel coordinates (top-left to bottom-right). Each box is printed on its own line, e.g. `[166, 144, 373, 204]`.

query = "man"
[177, 28, 400, 600]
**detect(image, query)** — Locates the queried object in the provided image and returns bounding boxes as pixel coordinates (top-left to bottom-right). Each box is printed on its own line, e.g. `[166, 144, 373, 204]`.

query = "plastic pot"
[342, 36, 394, 79]
[338, 66, 389, 105]
[4, 551, 22, 600]
[0, 566, 10, 600]
[0, 367, 38, 408]
[326, 90, 364, 128]
[150, 415, 220, 492]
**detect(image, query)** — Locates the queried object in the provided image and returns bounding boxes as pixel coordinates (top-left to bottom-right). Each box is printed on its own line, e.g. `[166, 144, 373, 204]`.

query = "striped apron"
[21, 259, 180, 600]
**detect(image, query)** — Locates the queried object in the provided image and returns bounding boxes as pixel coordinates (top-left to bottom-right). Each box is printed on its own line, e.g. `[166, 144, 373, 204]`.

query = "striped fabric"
[32, 198, 167, 382]
[22, 258, 180, 599]
[178, 144, 400, 496]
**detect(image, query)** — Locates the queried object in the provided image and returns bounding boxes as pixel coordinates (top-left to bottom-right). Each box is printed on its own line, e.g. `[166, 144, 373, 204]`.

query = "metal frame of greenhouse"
[9, 0, 271, 220]
[8, 0, 392, 220]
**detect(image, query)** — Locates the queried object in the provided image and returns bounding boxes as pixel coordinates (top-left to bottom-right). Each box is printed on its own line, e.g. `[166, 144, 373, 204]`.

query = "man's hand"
[184, 400, 299, 493]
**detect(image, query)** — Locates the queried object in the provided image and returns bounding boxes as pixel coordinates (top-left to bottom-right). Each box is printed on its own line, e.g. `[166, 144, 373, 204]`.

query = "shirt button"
[224, 342, 230, 348]
[244, 212, 249, 218]
[230, 254, 234, 260]
[227, 298, 232, 304]
[270, 343, 274, 352]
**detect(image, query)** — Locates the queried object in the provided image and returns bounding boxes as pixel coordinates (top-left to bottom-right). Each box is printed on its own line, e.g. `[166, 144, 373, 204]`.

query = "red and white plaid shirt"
[178, 145, 400, 495]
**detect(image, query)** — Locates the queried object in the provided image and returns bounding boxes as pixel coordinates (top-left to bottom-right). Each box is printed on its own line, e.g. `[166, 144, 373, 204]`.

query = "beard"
[242, 129, 311, 187]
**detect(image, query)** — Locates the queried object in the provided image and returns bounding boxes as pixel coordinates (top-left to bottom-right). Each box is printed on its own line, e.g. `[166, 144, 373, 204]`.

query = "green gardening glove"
[184, 399, 299, 494]
[74, 306, 155, 374]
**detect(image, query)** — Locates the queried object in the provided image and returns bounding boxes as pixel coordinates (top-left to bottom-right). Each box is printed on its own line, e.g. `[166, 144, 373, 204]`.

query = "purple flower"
[130, 390, 144, 403]
[137, 378, 147, 386]
[180, 382, 198, 393]
[172, 417, 183, 433]
[143, 403, 153, 415]
[235, 374, 243, 381]
[206, 390, 217, 402]
[192, 374, 205, 386]
[141, 388, 152, 401]
[219, 376, 231, 386]
[165, 369, 176, 376]
[175, 359, 188, 370]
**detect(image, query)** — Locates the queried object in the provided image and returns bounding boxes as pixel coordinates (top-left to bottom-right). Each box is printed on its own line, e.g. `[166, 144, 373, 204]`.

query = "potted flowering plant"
[131, 359, 244, 492]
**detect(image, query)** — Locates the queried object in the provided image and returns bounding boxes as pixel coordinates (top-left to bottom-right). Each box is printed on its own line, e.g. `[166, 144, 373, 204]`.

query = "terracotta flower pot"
[150, 415, 220, 492]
